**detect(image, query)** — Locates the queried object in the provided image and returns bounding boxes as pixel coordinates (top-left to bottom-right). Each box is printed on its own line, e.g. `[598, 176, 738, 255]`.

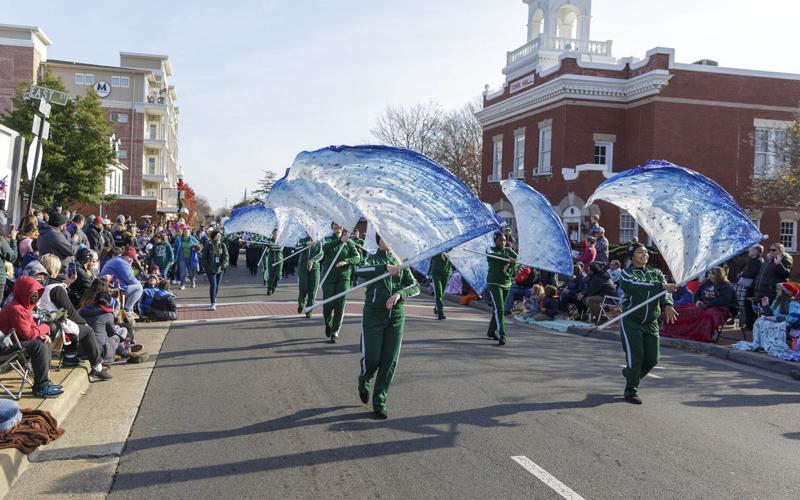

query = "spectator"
[581, 262, 617, 322]
[18, 239, 40, 278]
[578, 236, 597, 271]
[70, 214, 89, 248]
[0, 225, 18, 300]
[733, 282, 800, 357]
[203, 229, 229, 311]
[504, 266, 537, 314]
[736, 244, 764, 331]
[661, 267, 736, 343]
[17, 223, 37, 259]
[592, 227, 609, 265]
[173, 228, 201, 289]
[516, 284, 544, 322]
[37, 254, 111, 380]
[37, 211, 77, 261]
[534, 285, 560, 321]
[80, 291, 140, 364]
[84, 215, 105, 252]
[559, 264, 587, 319]
[147, 233, 174, 279]
[100, 247, 144, 318]
[0, 276, 63, 397]
[607, 260, 622, 285]
[101, 219, 115, 250]
[140, 276, 177, 321]
[752, 242, 793, 305]
[69, 247, 97, 306]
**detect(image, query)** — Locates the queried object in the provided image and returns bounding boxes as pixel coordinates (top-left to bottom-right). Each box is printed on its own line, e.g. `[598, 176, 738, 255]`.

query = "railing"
[146, 91, 167, 105]
[507, 36, 612, 66]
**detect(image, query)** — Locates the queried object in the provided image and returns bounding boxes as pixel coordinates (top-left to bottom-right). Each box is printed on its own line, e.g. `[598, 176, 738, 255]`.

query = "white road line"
[618, 365, 663, 378]
[511, 456, 585, 500]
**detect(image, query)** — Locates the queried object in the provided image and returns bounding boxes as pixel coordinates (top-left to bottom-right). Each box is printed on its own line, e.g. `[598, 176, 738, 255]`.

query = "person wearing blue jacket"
[173, 228, 201, 290]
[100, 247, 143, 318]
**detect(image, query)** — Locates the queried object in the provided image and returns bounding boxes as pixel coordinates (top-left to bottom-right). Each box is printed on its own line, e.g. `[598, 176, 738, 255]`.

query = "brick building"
[0, 24, 181, 222]
[477, 0, 800, 260]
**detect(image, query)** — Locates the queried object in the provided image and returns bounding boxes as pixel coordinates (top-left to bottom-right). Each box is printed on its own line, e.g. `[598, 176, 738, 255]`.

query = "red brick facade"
[479, 50, 800, 265]
[105, 108, 145, 195]
[0, 45, 38, 115]
[71, 197, 158, 222]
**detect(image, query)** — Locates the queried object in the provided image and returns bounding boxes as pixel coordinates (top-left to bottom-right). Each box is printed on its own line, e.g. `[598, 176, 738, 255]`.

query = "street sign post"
[28, 85, 68, 106]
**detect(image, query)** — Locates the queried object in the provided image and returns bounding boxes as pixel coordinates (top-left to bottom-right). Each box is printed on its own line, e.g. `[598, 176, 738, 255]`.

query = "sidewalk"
[0, 321, 171, 499]
[442, 289, 800, 380]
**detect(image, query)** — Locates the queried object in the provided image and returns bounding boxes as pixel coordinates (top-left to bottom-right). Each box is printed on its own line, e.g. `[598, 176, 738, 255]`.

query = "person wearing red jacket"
[0, 276, 63, 397]
[578, 236, 597, 271]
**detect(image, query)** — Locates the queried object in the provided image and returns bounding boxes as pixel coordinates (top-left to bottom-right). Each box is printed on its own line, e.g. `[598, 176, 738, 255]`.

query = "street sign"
[25, 137, 40, 180]
[37, 99, 51, 117]
[28, 85, 68, 106]
[93, 81, 111, 98]
[31, 115, 50, 141]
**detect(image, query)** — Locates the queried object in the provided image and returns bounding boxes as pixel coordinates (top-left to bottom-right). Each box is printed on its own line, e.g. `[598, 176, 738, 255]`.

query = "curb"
[565, 325, 799, 379]
[0, 365, 90, 498]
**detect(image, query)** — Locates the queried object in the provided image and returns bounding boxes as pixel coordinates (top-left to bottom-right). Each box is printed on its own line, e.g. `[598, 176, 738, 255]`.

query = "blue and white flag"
[449, 231, 495, 294]
[274, 207, 330, 246]
[501, 179, 573, 276]
[587, 160, 765, 284]
[265, 176, 362, 232]
[224, 204, 277, 236]
[283, 145, 500, 265]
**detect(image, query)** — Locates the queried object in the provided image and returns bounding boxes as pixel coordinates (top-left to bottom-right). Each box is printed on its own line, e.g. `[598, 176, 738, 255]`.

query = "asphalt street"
[92, 262, 800, 499]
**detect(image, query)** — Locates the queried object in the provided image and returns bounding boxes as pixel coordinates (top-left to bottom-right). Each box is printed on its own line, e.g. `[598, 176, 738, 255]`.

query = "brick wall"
[0, 45, 36, 115]
[71, 198, 158, 223]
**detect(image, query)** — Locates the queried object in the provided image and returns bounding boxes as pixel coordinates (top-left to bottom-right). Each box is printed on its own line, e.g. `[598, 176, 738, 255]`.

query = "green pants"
[359, 306, 404, 411]
[619, 317, 660, 396]
[432, 273, 450, 318]
[261, 252, 270, 286]
[322, 275, 349, 337]
[268, 254, 283, 293]
[298, 266, 320, 308]
[487, 285, 509, 340]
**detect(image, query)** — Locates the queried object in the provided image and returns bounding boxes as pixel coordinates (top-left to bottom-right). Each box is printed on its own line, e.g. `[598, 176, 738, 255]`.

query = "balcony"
[144, 91, 168, 114]
[506, 35, 613, 67]
[144, 135, 166, 148]
[143, 167, 167, 183]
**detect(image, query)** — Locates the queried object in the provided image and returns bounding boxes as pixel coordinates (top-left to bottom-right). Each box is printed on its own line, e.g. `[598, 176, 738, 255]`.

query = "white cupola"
[505, 0, 615, 78]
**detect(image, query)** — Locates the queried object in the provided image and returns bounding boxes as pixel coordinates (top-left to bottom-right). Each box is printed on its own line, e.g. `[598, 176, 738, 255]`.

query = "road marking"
[618, 365, 663, 378]
[511, 456, 585, 500]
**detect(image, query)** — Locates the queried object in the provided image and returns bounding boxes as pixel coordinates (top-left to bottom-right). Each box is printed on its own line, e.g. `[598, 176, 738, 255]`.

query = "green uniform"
[321, 235, 362, 338]
[357, 250, 420, 412]
[486, 246, 518, 341]
[350, 237, 366, 287]
[430, 251, 453, 319]
[618, 265, 674, 397]
[297, 236, 323, 313]
[267, 239, 284, 294]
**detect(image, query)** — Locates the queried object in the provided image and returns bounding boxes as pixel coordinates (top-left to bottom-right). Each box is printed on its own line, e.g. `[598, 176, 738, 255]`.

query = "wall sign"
[93, 81, 111, 98]
[510, 75, 535, 94]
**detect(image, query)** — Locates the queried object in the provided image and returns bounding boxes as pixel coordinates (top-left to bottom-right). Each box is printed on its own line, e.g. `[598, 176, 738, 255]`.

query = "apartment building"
[0, 24, 181, 220]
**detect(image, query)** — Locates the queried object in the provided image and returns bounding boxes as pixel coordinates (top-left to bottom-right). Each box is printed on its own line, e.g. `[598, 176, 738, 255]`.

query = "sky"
[5, 0, 800, 210]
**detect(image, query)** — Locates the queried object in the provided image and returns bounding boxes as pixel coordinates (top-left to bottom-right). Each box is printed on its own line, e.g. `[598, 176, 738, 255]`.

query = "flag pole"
[314, 243, 345, 299]
[463, 248, 513, 263]
[272, 246, 306, 267]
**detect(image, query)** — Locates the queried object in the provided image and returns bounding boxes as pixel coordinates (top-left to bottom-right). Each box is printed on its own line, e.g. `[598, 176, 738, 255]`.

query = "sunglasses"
[770, 248, 779, 252]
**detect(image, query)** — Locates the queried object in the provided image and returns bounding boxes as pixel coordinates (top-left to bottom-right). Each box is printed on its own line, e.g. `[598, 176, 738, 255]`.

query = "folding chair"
[596, 295, 623, 325]
[713, 307, 744, 344]
[0, 330, 34, 400]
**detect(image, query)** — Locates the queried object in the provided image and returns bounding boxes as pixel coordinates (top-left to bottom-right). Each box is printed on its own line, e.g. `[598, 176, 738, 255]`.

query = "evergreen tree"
[1, 71, 116, 208]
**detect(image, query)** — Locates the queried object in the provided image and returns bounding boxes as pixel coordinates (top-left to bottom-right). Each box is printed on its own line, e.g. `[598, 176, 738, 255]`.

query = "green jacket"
[203, 240, 229, 274]
[297, 236, 323, 271]
[430, 252, 453, 277]
[487, 246, 518, 288]
[618, 265, 674, 324]
[352, 237, 365, 256]
[357, 250, 420, 311]
[321, 235, 361, 281]
[148, 242, 174, 269]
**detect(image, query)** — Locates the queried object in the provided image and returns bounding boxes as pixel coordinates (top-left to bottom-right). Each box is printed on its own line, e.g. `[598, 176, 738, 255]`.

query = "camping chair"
[713, 306, 744, 344]
[596, 295, 623, 325]
[0, 329, 34, 400]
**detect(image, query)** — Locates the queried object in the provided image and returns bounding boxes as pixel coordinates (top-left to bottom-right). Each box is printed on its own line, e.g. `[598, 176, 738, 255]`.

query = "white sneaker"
[180, 285, 186, 290]
[210, 303, 216, 311]
[191, 279, 196, 289]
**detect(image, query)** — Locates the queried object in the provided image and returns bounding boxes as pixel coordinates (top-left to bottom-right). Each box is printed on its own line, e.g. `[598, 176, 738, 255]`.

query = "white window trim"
[753, 118, 792, 179]
[120, 76, 130, 88]
[75, 73, 84, 85]
[489, 135, 503, 183]
[84, 74, 94, 85]
[780, 219, 797, 253]
[537, 120, 552, 175]
[619, 212, 638, 243]
[117, 150, 128, 159]
[512, 128, 526, 179]
[593, 141, 614, 169]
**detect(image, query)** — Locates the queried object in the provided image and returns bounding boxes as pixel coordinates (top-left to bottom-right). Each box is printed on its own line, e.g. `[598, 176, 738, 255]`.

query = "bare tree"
[432, 100, 483, 196]
[371, 101, 444, 157]
[193, 196, 213, 223]
[751, 117, 800, 208]
[371, 99, 483, 196]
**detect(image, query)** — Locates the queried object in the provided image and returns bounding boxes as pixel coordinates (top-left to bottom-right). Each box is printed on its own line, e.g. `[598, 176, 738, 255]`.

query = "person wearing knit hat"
[780, 281, 800, 297]
[735, 280, 800, 355]
[37, 211, 77, 261]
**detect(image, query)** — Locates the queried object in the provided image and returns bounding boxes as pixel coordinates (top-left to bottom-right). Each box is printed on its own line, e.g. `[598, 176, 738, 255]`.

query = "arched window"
[531, 9, 544, 38]
[557, 6, 579, 41]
